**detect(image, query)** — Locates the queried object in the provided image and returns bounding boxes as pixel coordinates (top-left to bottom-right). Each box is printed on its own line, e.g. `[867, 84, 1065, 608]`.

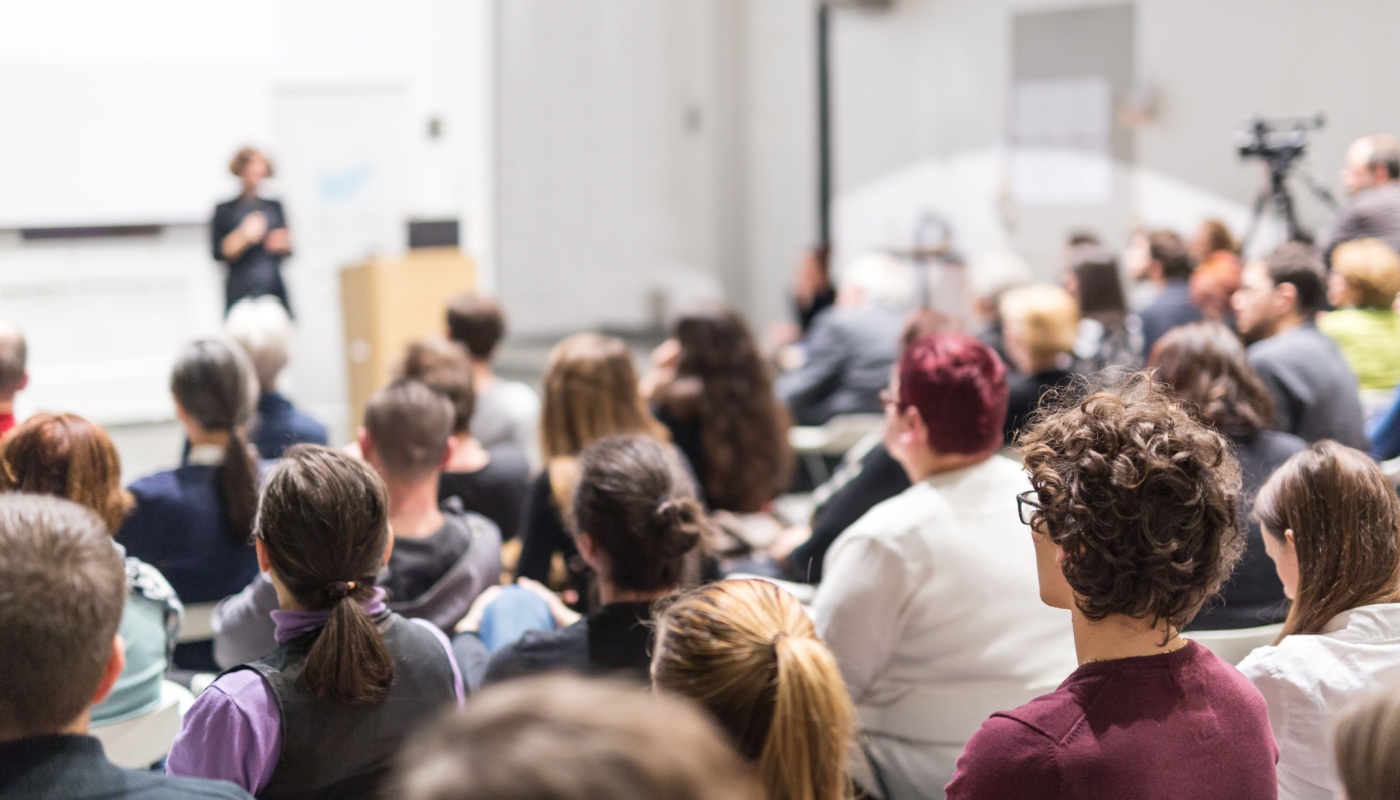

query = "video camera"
[1237, 113, 1326, 167]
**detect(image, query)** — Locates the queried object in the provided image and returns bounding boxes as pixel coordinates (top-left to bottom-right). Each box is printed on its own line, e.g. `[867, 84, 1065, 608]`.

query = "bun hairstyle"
[256, 445, 394, 705]
[653, 579, 854, 800]
[171, 338, 259, 545]
[571, 435, 704, 594]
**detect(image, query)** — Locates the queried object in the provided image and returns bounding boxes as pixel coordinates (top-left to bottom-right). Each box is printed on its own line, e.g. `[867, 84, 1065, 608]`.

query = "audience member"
[213, 147, 292, 315]
[1232, 243, 1368, 449]
[445, 292, 542, 467]
[1000, 284, 1080, 444]
[966, 251, 1034, 369]
[793, 245, 837, 336]
[1318, 238, 1400, 412]
[0, 413, 181, 728]
[1149, 323, 1305, 629]
[1334, 686, 1400, 800]
[1237, 441, 1400, 800]
[653, 579, 854, 800]
[168, 446, 463, 798]
[0, 319, 25, 438]
[948, 376, 1277, 800]
[117, 338, 261, 671]
[0, 494, 250, 798]
[224, 296, 328, 459]
[471, 434, 705, 684]
[1324, 134, 1400, 266]
[810, 333, 1077, 799]
[392, 675, 761, 800]
[777, 252, 913, 425]
[1064, 244, 1139, 373]
[400, 337, 530, 541]
[515, 333, 670, 599]
[211, 380, 502, 667]
[1188, 219, 1244, 322]
[1135, 230, 1203, 357]
[649, 306, 792, 514]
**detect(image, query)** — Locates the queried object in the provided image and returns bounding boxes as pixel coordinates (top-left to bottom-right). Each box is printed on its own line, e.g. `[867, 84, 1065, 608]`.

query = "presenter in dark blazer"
[212, 147, 292, 315]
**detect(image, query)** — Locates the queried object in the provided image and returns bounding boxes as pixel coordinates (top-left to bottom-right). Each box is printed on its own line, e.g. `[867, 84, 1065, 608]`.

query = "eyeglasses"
[1017, 490, 1044, 526]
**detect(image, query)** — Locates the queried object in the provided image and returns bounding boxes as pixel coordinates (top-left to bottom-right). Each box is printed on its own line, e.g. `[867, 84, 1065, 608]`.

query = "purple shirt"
[167, 589, 463, 794]
[945, 641, 1278, 800]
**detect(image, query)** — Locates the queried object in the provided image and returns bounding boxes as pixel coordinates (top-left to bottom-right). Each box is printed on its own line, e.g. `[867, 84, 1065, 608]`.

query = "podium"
[340, 247, 475, 428]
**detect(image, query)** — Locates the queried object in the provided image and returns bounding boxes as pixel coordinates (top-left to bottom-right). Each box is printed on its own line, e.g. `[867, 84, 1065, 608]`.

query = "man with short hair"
[0, 494, 250, 798]
[1134, 230, 1203, 357]
[445, 293, 541, 466]
[809, 333, 1077, 800]
[224, 297, 328, 459]
[1232, 243, 1367, 449]
[0, 319, 27, 437]
[1324, 134, 1400, 267]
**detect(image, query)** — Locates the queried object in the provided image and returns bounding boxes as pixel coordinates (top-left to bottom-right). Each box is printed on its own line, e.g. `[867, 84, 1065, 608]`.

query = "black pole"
[816, 4, 833, 252]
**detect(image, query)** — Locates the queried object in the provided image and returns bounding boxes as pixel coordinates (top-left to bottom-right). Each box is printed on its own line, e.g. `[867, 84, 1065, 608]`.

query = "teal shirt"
[1319, 308, 1400, 392]
[91, 555, 181, 726]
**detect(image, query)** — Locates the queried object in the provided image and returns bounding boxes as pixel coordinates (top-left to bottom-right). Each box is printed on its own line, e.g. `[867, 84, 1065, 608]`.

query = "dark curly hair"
[1148, 321, 1274, 441]
[1020, 374, 1244, 632]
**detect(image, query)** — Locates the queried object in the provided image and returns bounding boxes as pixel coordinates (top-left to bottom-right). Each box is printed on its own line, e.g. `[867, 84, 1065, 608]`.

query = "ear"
[439, 436, 456, 472]
[1283, 528, 1297, 550]
[382, 528, 394, 566]
[1275, 282, 1300, 315]
[357, 427, 374, 465]
[255, 536, 272, 573]
[575, 531, 602, 573]
[901, 406, 929, 451]
[17, 373, 27, 392]
[90, 635, 126, 708]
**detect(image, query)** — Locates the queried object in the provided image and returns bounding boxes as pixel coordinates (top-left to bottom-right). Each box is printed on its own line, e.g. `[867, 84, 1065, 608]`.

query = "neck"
[900, 448, 992, 484]
[187, 427, 231, 449]
[0, 397, 14, 416]
[597, 583, 675, 607]
[386, 477, 445, 539]
[1071, 609, 1182, 666]
[1272, 313, 1306, 337]
[447, 433, 491, 473]
[470, 360, 496, 392]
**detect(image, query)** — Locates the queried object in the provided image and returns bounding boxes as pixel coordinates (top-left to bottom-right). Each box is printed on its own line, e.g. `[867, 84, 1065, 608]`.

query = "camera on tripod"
[1237, 113, 1326, 167]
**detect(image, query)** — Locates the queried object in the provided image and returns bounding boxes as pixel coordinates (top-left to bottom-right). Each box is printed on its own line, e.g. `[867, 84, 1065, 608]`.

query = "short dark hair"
[1265, 242, 1329, 316]
[364, 380, 454, 481]
[0, 494, 126, 737]
[1020, 375, 1244, 632]
[897, 333, 1009, 455]
[1068, 245, 1127, 320]
[0, 319, 27, 396]
[398, 337, 475, 435]
[1148, 322, 1274, 441]
[446, 293, 507, 361]
[1148, 230, 1195, 281]
[1066, 229, 1101, 248]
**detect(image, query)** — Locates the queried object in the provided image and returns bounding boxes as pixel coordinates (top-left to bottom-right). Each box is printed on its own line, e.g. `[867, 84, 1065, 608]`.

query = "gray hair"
[838, 252, 916, 309]
[225, 297, 292, 392]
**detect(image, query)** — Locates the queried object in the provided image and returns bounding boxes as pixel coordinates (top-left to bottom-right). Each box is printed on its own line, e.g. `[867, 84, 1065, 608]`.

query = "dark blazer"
[785, 442, 910, 585]
[0, 735, 251, 799]
[480, 601, 656, 685]
[1136, 281, 1203, 359]
[776, 304, 904, 426]
[1324, 182, 1400, 268]
[1004, 368, 1077, 446]
[250, 391, 327, 460]
[211, 196, 291, 313]
[1248, 323, 1368, 450]
[437, 445, 531, 541]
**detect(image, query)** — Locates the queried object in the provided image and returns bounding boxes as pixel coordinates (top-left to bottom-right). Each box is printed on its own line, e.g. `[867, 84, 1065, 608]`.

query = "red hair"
[898, 333, 1008, 455]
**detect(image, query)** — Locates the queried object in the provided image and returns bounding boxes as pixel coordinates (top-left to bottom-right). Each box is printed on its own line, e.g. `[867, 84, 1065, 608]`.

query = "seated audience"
[1323, 133, 1400, 266]
[649, 306, 792, 514]
[653, 579, 854, 800]
[211, 380, 502, 667]
[516, 333, 671, 598]
[168, 446, 463, 798]
[1064, 244, 1139, 372]
[967, 251, 1034, 368]
[224, 296, 328, 459]
[1149, 323, 1305, 630]
[947, 376, 1277, 800]
[445, 292, 541, 467]
[0, 413, 181, 728]
[400, 337, 530, 540]
[0, 494, 250, 799]
[1237, 441, 1400, 800]
[117, 338, 261, 671]
[777, 252, 913, 425]
[1318, 238, 1400, 411]
[391, 675, 761, 800]
[470, 434, 704, 684]
[1188, 219, 1244, 323]
[1135, 229, 1203, 357]
[810, 333, 1078, 799]
[0, 319, 25, 438]
[1333, 686, 1400, 800]
[1232, 243, 1368, 449]
[1000, 284, 1080, 444]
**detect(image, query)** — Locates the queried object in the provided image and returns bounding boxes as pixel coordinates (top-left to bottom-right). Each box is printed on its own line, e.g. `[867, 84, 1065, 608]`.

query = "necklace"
[1080, 636, 1189, 666]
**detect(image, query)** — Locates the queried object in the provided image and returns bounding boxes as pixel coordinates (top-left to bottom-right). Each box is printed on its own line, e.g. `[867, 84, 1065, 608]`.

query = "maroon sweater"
[945, 641, 1278, 800]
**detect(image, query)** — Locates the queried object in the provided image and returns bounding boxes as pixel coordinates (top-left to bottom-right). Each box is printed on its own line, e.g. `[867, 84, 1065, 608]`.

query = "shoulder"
[125, 772, 254, 799]
[485, 620, 588, 682]
[947, 712, 1060, 800]
[126, 557, 180, 606]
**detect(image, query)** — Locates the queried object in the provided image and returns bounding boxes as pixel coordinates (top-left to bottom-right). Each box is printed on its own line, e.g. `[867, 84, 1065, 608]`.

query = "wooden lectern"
[340, 247, 475, 428]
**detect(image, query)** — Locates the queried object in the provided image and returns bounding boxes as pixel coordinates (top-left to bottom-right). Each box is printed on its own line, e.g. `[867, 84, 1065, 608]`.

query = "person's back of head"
[445, 293, 507, 364]
[571, 434, 704, 595]
[895, 332, 1009, 457]
[542, 334, 663, 462]
[224, 296, 294, 394]
[256, 445, 394, 704]
[1348, 134, 1400, 192]
[1336, 686, 1400, 800]
[0, 413, 132, 534]
[0, 494, 126, 741]
[999, 284, 1080, 372]
[0, 319, 26, 404]
[653, 579, 854, 800]
[1265, 242, 1329, 317]
[1148, 322, 1274, 441]
[1331, 238, 1400, 310]
[1148, 230, 1194, 283]
[363, 379, 454, 484]
[837, 252, 915, 310]
[399, 337, 475, 437]
[392, 675, 761, 800]
[1068, 245, 1127, 323]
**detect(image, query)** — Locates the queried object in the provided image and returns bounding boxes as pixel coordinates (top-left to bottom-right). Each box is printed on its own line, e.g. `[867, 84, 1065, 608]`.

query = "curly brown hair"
[1020, 374, 1244, 631]
[1148, 321, 1274, 441]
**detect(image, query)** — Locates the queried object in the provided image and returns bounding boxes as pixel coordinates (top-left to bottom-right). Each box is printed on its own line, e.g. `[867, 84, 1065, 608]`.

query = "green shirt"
[1319, 308, 1400, 391]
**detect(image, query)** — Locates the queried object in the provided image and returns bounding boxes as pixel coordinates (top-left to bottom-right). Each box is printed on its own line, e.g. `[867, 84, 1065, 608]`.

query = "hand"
[456, 585, 504, 633]
[264, 227, 291, 254]
[768, 524, 812, 565]
[239, 211, 268, 243]
[515, 577, 582, 628]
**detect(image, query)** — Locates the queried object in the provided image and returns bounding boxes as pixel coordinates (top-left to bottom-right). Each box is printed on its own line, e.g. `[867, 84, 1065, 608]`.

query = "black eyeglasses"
[1017, 491, 1043, 526]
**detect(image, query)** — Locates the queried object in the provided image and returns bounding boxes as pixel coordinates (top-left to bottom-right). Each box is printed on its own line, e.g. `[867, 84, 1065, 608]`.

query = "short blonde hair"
[1333, 238, 1400, 309]
[999, 284, 1080, 362]
[228, 146, 274, 178]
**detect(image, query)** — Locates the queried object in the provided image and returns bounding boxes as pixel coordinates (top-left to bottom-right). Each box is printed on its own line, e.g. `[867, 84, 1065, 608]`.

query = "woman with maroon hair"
[809, 332, 1078, 800]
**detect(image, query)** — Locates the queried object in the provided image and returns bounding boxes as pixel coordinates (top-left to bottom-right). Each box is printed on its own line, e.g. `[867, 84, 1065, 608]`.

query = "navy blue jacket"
[250, 391, 328, 460]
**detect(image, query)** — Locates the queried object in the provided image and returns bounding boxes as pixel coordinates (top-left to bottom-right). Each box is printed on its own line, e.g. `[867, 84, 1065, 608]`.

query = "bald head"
[0, 321, 27, 399]
[1344, 134, 1400, 195]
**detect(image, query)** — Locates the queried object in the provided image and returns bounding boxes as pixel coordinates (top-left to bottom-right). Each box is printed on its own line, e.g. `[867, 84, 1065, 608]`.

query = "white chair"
[789, 414, 885, 484]
[1188, 623, 1283, 666]
[177, 601, 220, 645]
[91, 680, 196, 768]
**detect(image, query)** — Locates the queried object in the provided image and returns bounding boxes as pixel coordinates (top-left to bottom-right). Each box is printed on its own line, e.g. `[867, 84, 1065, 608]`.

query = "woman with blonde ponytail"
[653, 579, 855, 800]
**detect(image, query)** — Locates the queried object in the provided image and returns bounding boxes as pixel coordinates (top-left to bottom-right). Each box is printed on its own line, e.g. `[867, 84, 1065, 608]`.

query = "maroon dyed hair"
[897, 333, 1009, 455]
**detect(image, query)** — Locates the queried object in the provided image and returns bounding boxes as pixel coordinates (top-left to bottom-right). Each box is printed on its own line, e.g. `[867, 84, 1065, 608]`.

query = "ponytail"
[765, 635, 854, 800]
[301, 585, 394, 705]
[220, 430, 258, 544]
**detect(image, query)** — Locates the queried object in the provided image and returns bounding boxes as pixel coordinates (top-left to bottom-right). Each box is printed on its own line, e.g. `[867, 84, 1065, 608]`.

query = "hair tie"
[770, 631, 788, 653]
[327, 580, 357, 599]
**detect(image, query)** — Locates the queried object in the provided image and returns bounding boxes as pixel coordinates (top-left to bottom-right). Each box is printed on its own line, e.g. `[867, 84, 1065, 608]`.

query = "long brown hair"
[256, 445, 394, 705]
[653, 579, 854, 800]
[1254, 441, 1400, 640]
[1148, 322, 1274, 441]
[1336, 686, 1400, 800]
[0, 413, 133, 534]
[655, 307, 792, 513]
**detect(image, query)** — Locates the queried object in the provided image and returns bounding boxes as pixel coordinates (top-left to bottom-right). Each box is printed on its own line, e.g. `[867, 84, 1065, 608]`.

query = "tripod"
[1242, 156, 1338, 252]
